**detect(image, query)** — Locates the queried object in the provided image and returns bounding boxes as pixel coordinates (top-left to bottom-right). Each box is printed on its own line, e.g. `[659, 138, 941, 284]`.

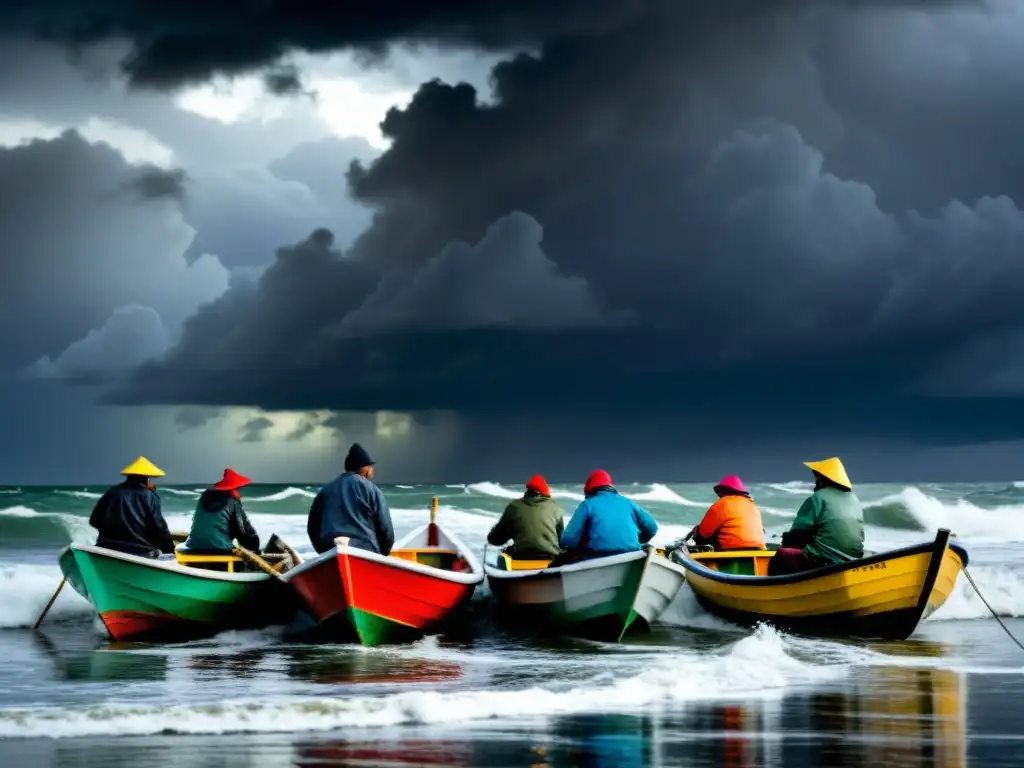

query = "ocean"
[1, 480, 1023, 766]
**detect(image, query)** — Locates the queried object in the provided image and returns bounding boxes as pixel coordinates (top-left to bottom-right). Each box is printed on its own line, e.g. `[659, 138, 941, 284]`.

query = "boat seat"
[175, 552, 243, 573]
[391, 548, 463, 571]
[499, 552, 552, 571]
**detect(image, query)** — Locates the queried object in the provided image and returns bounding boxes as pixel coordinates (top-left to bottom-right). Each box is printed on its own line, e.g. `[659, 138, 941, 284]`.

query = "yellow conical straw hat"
[804, 457, 851, 489]
[120, 456, 165, 477]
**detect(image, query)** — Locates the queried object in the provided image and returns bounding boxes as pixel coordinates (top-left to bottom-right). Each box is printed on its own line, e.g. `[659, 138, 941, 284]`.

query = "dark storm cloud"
[0, 130, 227, 374]
[125, 166, 187, 202]
[20, 0, 1024, 458]
[238, 416, 274, 443]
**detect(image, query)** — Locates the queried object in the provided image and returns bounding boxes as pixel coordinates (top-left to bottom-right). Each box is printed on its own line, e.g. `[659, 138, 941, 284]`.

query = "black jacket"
[182, 490, 260, 553]
[89, 478, 175, 558]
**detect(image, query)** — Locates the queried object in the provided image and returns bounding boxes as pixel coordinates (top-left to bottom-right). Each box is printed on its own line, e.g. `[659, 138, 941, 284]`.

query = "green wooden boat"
[58, 543, 297, 642]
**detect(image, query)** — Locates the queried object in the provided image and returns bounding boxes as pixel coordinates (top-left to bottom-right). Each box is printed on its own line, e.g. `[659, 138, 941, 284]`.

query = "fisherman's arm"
[692, 502, 722, 546]
[487, 505, 515, 546]
[781, 496, 819, 549]
[306, 492, 325, 548]
[633, 503, 659, 544]
[232, 502, 261, 551]
[559, 503, 589, 549]
[374, 488, 395, 555]
[148, 494, 176, 554]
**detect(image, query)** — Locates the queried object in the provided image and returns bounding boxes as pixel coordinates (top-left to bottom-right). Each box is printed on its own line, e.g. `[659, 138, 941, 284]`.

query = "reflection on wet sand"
[294, 738, 474, 767]
[32, 632, 169, 683]
[657, 659, 966, 768]
[283, 647, 464, 687]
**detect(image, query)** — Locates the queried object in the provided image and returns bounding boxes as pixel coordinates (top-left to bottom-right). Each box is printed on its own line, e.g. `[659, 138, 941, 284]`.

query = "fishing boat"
[484, 545, 688, 641]
[281, 498, 483, 646]
[57, 540, 298, 642]
[670, 528, 968, 640]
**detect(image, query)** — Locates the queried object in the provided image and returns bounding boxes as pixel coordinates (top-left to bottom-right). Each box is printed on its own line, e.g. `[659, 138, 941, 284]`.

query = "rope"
[962, 566, 1024, 654]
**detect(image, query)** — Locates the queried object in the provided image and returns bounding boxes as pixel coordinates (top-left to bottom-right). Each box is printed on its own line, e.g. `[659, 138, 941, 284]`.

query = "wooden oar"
[269, 534, 304, 568]
[231, 540, 286, 581]
[34, 577, 67, 630]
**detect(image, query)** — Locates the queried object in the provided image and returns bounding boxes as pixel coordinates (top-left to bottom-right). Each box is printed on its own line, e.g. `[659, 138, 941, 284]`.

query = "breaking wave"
[0, 626, 840, 739]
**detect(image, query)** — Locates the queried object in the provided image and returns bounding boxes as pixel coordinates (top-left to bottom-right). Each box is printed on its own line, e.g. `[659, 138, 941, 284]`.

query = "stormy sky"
[3, 0, 1024, 484]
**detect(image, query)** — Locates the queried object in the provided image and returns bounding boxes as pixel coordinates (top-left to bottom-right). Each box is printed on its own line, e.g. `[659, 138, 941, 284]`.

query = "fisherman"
[181, 468, 260, 559]
[768, 457, 865, 576]
[307, 443, 395, 555]
[558, 469, 659, 561]
[690, 475, 766, 551]
[487, 474, 566, 560]
[89, 456, 175, 558]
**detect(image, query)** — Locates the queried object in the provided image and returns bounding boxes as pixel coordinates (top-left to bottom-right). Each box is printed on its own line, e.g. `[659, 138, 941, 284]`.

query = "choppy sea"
[1, 480, 1023, 766]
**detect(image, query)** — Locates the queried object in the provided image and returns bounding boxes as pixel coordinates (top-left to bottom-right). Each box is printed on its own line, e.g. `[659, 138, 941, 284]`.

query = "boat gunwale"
[482, 548, 651, 581]
[62, 544, 273, 583]
[672, 528, 968, 587]
[283, 520, 484, 586]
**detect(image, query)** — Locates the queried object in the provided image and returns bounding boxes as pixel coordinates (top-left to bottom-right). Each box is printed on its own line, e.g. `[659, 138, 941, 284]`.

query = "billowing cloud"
[239, 416, 274, 443]
[28, 305, 169, 381]
[0, 131, 229, 372]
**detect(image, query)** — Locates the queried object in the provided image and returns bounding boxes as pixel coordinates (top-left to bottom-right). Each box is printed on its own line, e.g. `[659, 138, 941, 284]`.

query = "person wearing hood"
[89, 456, 175, 559]
[690, 475, 766, 551]
[181, 468, 260, 556]
[487, 475, 566, 560]
[768, 457, 865, 576]
[559, 470, 659, 560]
[307, 443, 395, 555]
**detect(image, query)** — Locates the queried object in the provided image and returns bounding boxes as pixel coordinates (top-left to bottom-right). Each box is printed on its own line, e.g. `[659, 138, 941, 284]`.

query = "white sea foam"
[765, 481, 813, 494]
[247, 487, 317, 502]
[928, 565, 1024, 621]
[466, 481, 520, 499]
[54, 489, 101, 500]
[161, 488, 200, 498]
[0, 626, 839, 739]
[0, 563, 93, 628]
[625, 484, 704, 507]
[0, 505, 43, 518]
[868, 487, 1024, 542]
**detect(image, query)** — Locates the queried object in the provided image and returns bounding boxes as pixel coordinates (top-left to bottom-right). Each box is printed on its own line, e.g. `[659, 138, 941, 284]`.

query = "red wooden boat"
[282, 498, 483, 646]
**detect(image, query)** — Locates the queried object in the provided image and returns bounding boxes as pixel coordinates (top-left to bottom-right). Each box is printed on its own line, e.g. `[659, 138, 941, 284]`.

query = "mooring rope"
[962, 567, 1024, 654]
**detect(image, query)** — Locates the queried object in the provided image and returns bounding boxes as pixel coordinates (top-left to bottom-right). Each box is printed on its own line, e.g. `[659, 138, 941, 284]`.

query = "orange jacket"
[696, 495, 766, 551]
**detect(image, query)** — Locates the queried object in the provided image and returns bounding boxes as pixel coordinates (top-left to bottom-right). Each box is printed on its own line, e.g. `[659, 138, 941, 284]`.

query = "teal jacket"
[783, 486, 864, 564]
[182, 490, 260, 553]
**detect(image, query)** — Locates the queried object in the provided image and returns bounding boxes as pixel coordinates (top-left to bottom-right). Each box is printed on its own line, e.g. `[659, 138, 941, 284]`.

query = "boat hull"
[486, 549, 683, 641]
[283, 523, 483, 647]
[674, 529, 967, 641]
[59, 545, 295, 642]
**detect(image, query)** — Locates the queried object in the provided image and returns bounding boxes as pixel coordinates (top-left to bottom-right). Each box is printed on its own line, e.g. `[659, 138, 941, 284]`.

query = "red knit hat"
[584, 469, 613, 494]
[213, 468, 251, 492]
[526, 474, 550, 496]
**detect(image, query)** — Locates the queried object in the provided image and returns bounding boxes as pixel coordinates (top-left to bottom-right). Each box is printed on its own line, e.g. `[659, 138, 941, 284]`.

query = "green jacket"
[784, 486, 864, 565]
[183, 490, 260, 553]
[487, 492, 566, 559]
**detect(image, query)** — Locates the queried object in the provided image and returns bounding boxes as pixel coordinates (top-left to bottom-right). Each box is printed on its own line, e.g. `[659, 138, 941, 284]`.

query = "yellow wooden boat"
[669, 528, 967, 640]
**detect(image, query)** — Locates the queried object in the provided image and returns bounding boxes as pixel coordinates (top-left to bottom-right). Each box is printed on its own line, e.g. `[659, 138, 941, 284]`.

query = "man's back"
[89, 480, 173, 558]
[487, 494, 565, 559]
[561, 489, 659, 556]
[697, 495, 766, 550]
[308, 472, 394, 555]
[797, 486, 865, 564]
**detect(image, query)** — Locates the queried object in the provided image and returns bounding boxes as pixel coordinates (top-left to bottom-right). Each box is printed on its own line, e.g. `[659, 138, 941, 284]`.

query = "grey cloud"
[174, 406, 224, 431]
[239, 416, 274, 443]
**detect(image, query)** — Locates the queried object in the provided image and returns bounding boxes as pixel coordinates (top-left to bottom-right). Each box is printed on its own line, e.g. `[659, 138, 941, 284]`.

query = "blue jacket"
[307, 472, 395, 555]
[560, 488, 659, 557]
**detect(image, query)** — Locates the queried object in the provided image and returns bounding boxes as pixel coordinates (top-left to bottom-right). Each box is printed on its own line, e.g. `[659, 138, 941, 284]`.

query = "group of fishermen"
[89, 445, 864, 577]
